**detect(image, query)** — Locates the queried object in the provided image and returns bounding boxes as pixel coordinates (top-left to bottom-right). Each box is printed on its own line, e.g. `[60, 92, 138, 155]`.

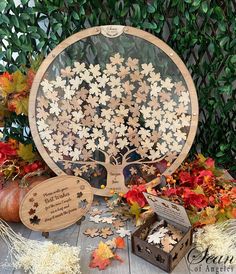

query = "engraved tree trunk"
[104, 163, 127, 193]
[61, 148, 166, 195]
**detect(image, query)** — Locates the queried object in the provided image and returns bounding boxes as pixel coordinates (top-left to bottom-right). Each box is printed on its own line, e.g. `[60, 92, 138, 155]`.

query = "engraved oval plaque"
[19, 176, 93, 232]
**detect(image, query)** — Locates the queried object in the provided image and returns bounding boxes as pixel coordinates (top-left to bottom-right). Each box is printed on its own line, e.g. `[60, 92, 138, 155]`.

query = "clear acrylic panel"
[32, 27, 197, 195]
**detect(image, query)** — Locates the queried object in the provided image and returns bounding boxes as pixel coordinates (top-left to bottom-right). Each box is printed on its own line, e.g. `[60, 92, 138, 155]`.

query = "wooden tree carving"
[36, 53, 191, 193]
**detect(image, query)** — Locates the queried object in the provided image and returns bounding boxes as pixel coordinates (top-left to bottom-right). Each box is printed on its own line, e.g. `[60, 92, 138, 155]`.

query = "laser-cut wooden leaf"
[100, 227, 113, 239]
[110, 53, 124, 65]
[161, 235, 177, 252]
[141, 63, 154, 76]
[34, 52, 194, 196]
[84, 228, 99, 238]
[60, 66, 74, 78]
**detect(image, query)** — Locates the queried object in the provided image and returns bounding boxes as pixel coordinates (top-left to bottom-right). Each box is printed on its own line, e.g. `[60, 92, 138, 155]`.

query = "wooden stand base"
[76, 216, 85, 225]
[42, 231, 49, 238]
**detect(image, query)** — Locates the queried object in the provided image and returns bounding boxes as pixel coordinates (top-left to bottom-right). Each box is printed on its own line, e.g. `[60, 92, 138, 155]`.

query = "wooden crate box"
[131, 194, 193, 273]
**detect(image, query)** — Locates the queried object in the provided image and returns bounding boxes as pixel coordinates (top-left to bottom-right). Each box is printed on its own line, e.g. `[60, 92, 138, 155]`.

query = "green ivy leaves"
[0, 0, 235, 173]
[0, 0, 7, 13]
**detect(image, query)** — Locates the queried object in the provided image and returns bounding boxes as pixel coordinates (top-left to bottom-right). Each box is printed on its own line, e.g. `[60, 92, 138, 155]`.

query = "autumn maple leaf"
[26, 68, 36, 87]
[183, 189, 208, 209]
[130, 202, 141, 220]
[162, 187, 178, 197]
[89, 252, 111, 270]
[89, 242, 114, 270]
[194, 170, 214, 185]
[0, 71, 28, 97]
[0, 142, 17, 156]
[17, 143, 36, 162]
[114, 254, 123, 262]
[179, 171, 192, 183]
[230, 187, 236, 199]
[179, 171, 195, 187]
[8, 95, 29, 115]
[204, 157, 215, 168]
[115, 237, 125, 249]
[232, 208, 236, 218]
[221, 194, 231, 208]
[89, 240, 124, 270]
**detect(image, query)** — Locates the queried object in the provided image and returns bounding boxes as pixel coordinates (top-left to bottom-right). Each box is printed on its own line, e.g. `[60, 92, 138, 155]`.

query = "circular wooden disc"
[19, 176, 93, 232]
[29, 25, 198, 196]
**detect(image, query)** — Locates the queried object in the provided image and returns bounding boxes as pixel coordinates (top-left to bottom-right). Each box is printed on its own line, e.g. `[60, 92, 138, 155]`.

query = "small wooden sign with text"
[20, 175, 93, 232]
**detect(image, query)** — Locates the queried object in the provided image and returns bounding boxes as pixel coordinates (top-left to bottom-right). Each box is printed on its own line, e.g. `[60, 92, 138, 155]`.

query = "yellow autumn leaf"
[96, 242, 114, 259]
[205, 206, 218, 217]
[136, 207, 153, 227]
[195, 207, 218, 226]
[15, 96, 29, 115]
[130, 202, 141, 220]
[0, 71, 27, 97]
[200, 216, 217, 226]
[17, 143, 35, 162]
[193, 185, 205, 195]
[197, 153, 206, 164]
[226, 207, 234, 219]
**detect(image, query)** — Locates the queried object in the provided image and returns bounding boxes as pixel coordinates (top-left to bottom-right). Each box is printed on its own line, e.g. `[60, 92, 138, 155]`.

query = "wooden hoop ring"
[29, 25, 198, 196]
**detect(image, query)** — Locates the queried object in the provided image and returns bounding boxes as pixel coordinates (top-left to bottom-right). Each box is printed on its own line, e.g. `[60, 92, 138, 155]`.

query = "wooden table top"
[0, 198, 235, 274]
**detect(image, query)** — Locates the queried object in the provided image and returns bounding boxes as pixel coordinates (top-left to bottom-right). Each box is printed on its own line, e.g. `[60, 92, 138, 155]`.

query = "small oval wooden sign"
[20, 175, 93, 232]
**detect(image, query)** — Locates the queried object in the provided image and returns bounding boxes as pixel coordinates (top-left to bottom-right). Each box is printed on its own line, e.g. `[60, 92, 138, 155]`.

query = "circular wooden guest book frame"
[29, 25, 198, 196]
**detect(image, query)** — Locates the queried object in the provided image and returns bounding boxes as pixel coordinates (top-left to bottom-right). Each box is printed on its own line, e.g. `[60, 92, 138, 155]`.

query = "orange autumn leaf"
[0, 71, 28, 97]
[89, 241, 124, 270]
[26, 68, 36, 87]
[230, 187, 236, 199]
[232, 208, 236, 218]
[225, 207, 236, 219]
[90, 252, 111, 270]
[221, 195, 231, 208]
[8, 139, 18, 150]
[200, 216, 217, 226]
[200, 211, 216, 226]
[7, 92, 29, 115]
[89, 242, 114, 270]
[194, 207, 217, 226]
[115, 237, 125, 249]
[114, 254, 124, 262]
[1, 72, 12, 81]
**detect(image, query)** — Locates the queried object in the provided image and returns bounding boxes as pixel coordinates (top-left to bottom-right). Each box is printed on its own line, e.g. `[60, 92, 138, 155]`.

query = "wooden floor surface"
[0, 198, 235, 274]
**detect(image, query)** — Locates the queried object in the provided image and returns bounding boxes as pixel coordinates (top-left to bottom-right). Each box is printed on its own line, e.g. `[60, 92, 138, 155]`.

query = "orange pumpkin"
[0, 171, 50, 222]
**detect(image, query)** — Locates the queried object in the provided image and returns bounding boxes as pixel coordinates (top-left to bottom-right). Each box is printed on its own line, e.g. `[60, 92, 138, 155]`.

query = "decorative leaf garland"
[110, 154, 235, 227]
[0, 58, 46, 182]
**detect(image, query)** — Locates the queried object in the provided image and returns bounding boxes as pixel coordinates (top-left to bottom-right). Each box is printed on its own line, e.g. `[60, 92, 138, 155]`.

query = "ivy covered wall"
[0, 0, 235, 173]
